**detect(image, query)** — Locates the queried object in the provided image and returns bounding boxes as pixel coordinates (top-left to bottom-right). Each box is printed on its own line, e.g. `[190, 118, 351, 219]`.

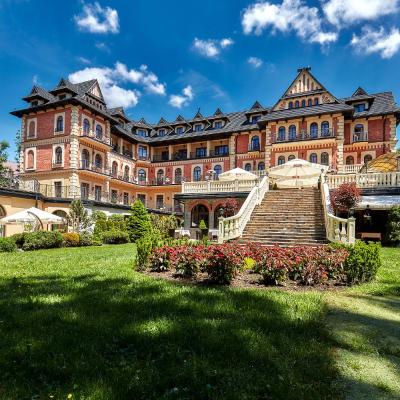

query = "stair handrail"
[321, 177, 355, 244]
[218, 175, 269, 243]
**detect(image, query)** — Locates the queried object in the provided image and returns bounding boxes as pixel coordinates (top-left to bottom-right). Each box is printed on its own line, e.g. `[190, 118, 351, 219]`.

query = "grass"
[0, 245, 398, 399]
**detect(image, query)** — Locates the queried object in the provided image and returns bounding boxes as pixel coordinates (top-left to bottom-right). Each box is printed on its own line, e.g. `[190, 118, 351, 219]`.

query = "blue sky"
[1, 0, 400, 158]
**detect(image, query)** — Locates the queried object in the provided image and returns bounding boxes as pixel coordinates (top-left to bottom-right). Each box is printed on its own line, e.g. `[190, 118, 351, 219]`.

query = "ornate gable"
[88, 81, 104, 101]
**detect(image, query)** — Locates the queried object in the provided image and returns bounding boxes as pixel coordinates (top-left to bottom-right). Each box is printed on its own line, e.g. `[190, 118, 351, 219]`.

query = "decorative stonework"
[264, 125, 272, 170]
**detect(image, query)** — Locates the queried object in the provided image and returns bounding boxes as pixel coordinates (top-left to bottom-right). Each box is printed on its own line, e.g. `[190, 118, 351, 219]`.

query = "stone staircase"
[237, 188, 328, 246]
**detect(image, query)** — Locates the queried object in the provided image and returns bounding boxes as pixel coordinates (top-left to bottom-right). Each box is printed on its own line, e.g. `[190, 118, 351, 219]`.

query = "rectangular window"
[54, 181, 62, 198]
[177, 149, 187, 159]
[123, 192, 129, 205]
[158, 129, 165, 136]
[214, 121, 223, 129]
[156, 195, 164, 209]
[161, 151, 169, 161]
[111, 190, 118, 203]
[138, 129, 147, 137]
[81, 183, 89, 200]
[196, 147, 207, 158]
[95, 185, 102, 202]
[137, 194, 146, 206]
[176, 127, 184, 134]
[194, 124, 203, 132]
[138, 146, 148, 158]
[251, 115, 260, 123]
[354, 103, 366, 112]
[215, 145, 228, 156]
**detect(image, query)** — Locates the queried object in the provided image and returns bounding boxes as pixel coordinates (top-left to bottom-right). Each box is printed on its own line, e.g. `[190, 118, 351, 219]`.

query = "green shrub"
[386, 205, 400, 246]
[0, 237, 17, 252]
[62, 232, 81, 247]
[79, 233, 94, 247]
[135, 235, 153, 271]
[101, 230, 130, 244]
[341, 241, 381, 284]
[126, 200, 152, 242]
[22, 231, 63, 251]
[11, 233, 27, 248]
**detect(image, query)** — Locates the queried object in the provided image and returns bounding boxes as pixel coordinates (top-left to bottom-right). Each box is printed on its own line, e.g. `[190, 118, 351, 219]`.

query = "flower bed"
[140, 242, 357, 287]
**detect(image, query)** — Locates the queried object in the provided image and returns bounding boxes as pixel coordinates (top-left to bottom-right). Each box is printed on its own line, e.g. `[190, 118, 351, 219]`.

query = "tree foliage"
[0, 140, 10, 184]
[330, 182, 361, 215]
[67, 200, 92, 233]
[126, 200, 152, 242]
[387, 205, 400, 246]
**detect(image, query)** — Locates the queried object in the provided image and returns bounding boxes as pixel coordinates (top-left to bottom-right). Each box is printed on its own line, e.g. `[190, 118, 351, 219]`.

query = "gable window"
[194, 124, 203, 132]
[310, 122, 318, 138]
[193, 166, 202, 181]
[321, 152, 329, 166]
[138, 129, 147, 137]
[321, 121, 330, 137]
[55, 116, 63, 132]
[288, 125, 296, 140]
[354, 103, 366, 112]
[308, 99, 313, 106]
[277, 156, 285, 165]
[83, 118, 90, 135]
[158, 129, 166, 136]
[138, 169, 146, 183]
[251, 115, 260, 123]
[278, 127, 286, 141]
[176, 126, 184, 134]
[250, 136, 260, 151]
[214, 121, 223, 129]
[288, 102, 293, 109]
[54, 146, 63, 165]
[309, 153, 318, 163]
[31, 101, 38, 107]
[28, 120, 36, 138]
[96, 125, 103, 140]
[244, 163, 252, 171]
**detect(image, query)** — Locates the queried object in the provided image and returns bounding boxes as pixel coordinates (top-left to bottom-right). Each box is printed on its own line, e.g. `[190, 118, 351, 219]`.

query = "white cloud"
[247, 56, 263, 68]
[74, 2, 119, 34]
[241, 0, 337, 45]
[68, 62, 166, 108]
[169, 85, 194, 108]
[351, 26, 400, 58]
[32, 75, 39, 85]
[77, 56, 91, 64]
[323, 0, 399, 27]
[192, 37, 234, 58]
[95, 42, 110, 53]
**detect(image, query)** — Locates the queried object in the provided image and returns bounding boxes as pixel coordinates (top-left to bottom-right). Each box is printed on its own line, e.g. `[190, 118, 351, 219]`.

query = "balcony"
[80, 160, 109, 175]
[352, 132, 368, 142]
[112, 145, 134, 160]
[153, 154, 170, 162]
[80, 130, 111, 146]
[248, 144, 261, 152]
[272, 128, 336, 144]
[209, 149, 229, 157]
[137, 155, 150, 162]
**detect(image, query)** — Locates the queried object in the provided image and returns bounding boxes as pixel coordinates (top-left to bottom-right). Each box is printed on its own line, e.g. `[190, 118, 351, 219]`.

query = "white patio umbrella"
[0, 207, 65, 229]
[269, 158, 328, 188]
[218, 167, 258, 181]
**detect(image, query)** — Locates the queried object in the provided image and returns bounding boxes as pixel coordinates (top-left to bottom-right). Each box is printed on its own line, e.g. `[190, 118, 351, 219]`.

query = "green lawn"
[0, 245, 398, 399]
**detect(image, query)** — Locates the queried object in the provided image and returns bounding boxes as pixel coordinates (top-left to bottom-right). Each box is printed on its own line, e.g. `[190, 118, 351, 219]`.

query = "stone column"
[336, 115, 344, 173]
[389, 115, 397, 151]
[265, 124, 272, 170]
[229, 133, 237, 169]
[186, 143, 192, 159]
[168, 145, 173, 160]
[206, 140, 211, 157]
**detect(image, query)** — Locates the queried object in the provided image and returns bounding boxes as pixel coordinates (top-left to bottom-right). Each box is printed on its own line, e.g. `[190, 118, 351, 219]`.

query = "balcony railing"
[81, 130, 111, 146]
[352, 132, 368, 142]
[342, 164, 363, 174]
[248, 144, 261, 152]
[80, 160, 109, 175]
[272, 128, 335, 143]
[137, 155, 150, 161]
[182, 179, 260, 194]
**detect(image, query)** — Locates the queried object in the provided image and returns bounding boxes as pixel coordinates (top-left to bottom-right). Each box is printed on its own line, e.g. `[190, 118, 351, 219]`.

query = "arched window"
[56, 116, 63, 132]
[55, 146, 63, 164]
[288, 102, 293, 109]
[308, 99, 313, 106]
[138, 169, 146, 183]
[94, 154, 102, 169]
[309, 153, 318, 163]
[96, 125, 103, 140]
[314, 98, 319, 105]
[346, 156, 354, 165]
[27, 150, 34, 169]
[364, 154, 372, 164]
[301, 100, 306, 107]
[258, 162, 265, 170]
[278, 155, 285, 165]
[310, 122, 318, 138]
[81, 149, 89, 169]
[288, 125, 296, 140]
[214, 164, 222, 177]
[321, 121, 330, 137]
[288, 155, 295, 161]
[157, 169, 164, 184]
[124, 165, 130, 180]
[174, 168, 182, 184]
[244, 163, 252, 171]
[112, 161, 118, 176]
[250, 136, 260, 151]
[28, 120, 35, 138]
[295, 100, 300, 108]
[278, 126, 286, 141]
[321, 152, 329, 166]
[191, 204, 209, 228]
[193, 166, 202, 181]
[83, 118, 90, 135]
[354, 124, 364, 134]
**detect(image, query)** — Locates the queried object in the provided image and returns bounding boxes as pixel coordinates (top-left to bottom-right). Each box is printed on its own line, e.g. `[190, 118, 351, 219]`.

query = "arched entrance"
[191, 204, 209, 228]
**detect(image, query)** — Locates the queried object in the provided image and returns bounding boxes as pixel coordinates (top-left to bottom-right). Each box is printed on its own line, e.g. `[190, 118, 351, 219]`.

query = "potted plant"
[199, 219, 208, 239]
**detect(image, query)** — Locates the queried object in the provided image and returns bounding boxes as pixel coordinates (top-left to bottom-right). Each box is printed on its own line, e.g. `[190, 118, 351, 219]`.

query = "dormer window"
[354, 103, 366, 112]
[250, 115, 260, 123]
[59, 94, 66, 100]
[158, 129, 166, 136]
[176, 126, 184, 134]
[138, 129, 147, 137]
[194, 124, 203, 132]
[214, 121, 223, 129]
[31, 101, 38, 107]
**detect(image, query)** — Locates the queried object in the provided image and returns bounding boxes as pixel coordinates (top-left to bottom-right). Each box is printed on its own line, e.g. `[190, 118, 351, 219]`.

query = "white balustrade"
[182, 179, 259, 194]
[321, 181, 355, 244]
[342, 164, 363, 174]
[218, 176, 269, 243]
[326, 172, 400, 189]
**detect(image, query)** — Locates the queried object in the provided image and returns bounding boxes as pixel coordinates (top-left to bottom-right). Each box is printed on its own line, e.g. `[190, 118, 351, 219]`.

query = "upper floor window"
[295, 100, 300, 108]
[288, 125, 296, 140]
[277, 156, 285, 165]
[354, 124, 364, 135]
[215, 145, 228, 156]
[27, 150, 35, 169]
[81, 149, 90, 168]
[301, 100, 306, 108]
[321, 121, 330, 136]
[96, 125, 103, 140]
[54, 146, 63, 164]
[94, 154, 103, 169]
[310, 122, 318, 138]
[138, 146, 148, 158]
[354, 103, 366, 112]
[214, 164, 222, 177]
[31, 101, 38, 107]
[346, 155, 354, 165]
[278, 126, 286, 141]
[158, 129, 166, 136]
[138, 129, 147, 137]
[138, 169, 146, 183]
[244, 163, 252, 171]
[258, 162, 265, 171]
[288, 102, 293, 109]
[321, 152, 329, 166]
[112, 161, 118, 176]
[55, 116, 63, 132]
[28, 120, 36, 138]
[364, 154, 373, 164]
[176, 126, 184, 134]
[214, 121, 223, 129]
[250, 136, 260, 151]
[309, 153, 318, 164]
[196, 147, 206, 158]
[83, 118, 90, 135]
[250, 115, 260, 123]
[307, 99, 313, 106]
[314, 98, 319, 106]
[193, 166, 202, 181]
[194, 124, 203, 132]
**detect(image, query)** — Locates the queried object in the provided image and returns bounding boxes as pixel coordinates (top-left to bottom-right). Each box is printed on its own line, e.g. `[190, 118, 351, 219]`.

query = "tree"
[0, 141, 10, 185]
[219, 198, 239, 218]
[330, 182, 361, 217]
[14, 130, 21, 167]
[67, 200, 92, 233]
[387, 205, 400, 246]
[126, 200, 152, 242]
